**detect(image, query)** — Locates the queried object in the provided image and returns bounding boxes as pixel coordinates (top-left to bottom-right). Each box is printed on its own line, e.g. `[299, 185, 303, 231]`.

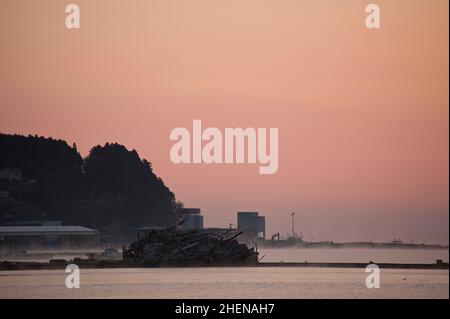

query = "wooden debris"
[123, 225, 259, 266]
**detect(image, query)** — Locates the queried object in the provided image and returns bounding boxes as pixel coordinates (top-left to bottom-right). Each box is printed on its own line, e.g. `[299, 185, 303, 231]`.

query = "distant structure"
[177, 208, 204, 230]
[0, 168, 22, 182]
[0, 225, 99, 250]
[102, 226, 165, 245]
[1, 220, 62, 227]
[237, 212, 266, 239]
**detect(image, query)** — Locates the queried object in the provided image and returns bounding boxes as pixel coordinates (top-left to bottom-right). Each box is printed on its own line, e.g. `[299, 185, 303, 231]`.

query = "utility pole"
[291, 212, 296, 238]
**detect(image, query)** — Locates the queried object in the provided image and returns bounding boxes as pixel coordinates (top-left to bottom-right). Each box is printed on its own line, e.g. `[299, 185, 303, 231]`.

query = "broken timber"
[122, 225, 259, 266]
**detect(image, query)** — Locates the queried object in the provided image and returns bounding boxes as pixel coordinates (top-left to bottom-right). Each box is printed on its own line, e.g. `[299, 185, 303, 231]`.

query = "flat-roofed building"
[0, 225, 99, 250]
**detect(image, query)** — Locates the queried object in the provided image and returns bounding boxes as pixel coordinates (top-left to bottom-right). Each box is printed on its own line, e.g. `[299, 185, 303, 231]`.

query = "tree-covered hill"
[0, 133, 177, 229]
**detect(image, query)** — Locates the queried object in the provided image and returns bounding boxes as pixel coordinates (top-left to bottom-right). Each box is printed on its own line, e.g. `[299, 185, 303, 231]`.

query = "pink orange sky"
[1, 0, 448, 243]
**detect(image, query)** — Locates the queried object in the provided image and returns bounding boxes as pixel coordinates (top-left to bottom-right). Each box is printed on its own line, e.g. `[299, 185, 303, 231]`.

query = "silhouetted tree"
[0, 134, 178, 229]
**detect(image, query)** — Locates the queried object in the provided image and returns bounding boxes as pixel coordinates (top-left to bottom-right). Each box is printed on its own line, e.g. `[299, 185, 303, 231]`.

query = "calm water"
[258, 247, 449, 263]
[1, 248, 448, 299]
[0, 267, 448, 299]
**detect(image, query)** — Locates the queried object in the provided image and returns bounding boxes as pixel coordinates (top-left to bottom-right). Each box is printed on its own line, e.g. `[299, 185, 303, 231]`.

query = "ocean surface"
[0, 248, 448, 299]
[0, 267, 448, 299]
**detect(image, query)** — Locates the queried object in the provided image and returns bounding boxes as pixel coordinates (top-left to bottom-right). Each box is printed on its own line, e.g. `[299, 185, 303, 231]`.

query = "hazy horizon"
[1, 0, 448, 244]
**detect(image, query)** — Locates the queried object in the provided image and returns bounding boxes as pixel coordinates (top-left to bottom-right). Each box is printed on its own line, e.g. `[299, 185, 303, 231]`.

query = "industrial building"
[177, 208, 204, 230]
[0, 168, 22, 182]
[237, 211, 266, 239]
[1, 220, 62, 227]
[0, 225, 99, 250]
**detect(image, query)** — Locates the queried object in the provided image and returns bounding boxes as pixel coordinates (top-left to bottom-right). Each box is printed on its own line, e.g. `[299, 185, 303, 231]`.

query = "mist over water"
[2, 247, 448, 264]
[258, 248, 449, 263]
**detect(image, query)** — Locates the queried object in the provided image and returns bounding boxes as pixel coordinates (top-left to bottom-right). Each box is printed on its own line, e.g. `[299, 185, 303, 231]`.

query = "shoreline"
[1, 259, 448, 271]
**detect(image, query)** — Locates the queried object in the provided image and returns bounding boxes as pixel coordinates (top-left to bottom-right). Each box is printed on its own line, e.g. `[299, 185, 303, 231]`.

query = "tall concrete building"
[177, 208, 204, 230]
[237, 211, 266, 239]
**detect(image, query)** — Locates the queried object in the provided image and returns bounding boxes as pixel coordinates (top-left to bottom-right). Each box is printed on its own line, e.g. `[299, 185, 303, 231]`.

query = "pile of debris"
[123, 225, 259, 266]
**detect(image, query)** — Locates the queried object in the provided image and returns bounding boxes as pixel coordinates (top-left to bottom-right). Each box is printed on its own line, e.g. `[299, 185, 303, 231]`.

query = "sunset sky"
[1, 0, 448, 243]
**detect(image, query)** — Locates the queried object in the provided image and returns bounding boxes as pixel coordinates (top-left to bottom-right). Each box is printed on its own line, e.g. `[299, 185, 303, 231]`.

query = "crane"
[271, 233, 280, 241]
[291, 212, 296, 237]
